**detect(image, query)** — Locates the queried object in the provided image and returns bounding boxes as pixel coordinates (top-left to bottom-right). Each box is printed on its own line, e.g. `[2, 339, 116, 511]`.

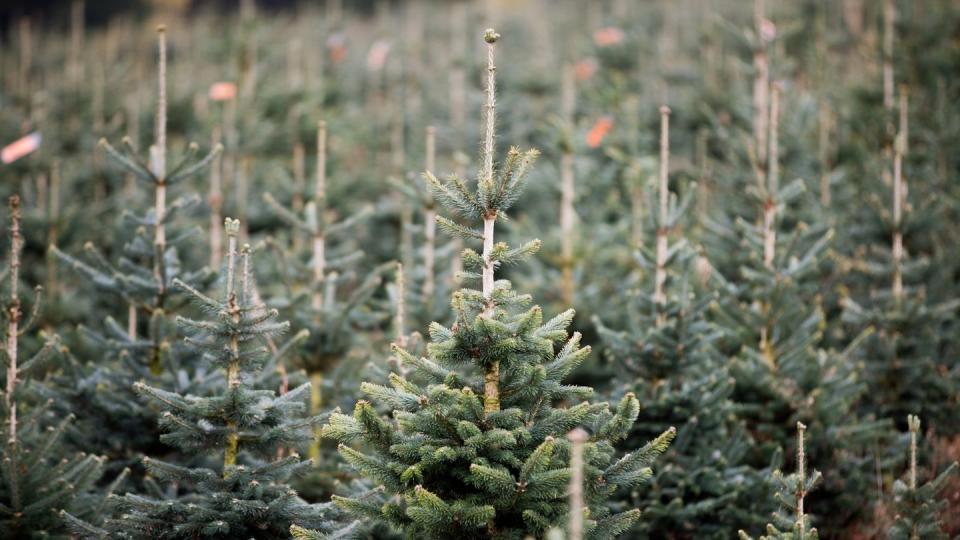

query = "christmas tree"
[50, 25, 223, 481]
[739, 422, 821, 540]
[2, 195, 106, 539]
[319, 29, 674, 539]
[594, 107, 767, 537]
[62, 218, 351, 539]
[887, 415, 958, 540]
[708, 81, 889, 530]
[840, 89, 960, 434]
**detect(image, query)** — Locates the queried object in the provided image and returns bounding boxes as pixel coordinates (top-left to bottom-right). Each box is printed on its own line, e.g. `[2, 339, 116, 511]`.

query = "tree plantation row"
[0, 1, 957, 539]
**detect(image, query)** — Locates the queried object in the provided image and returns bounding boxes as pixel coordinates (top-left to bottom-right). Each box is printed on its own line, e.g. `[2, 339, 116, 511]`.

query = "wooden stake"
[763, 83, 781, 270]
[892, 90, 907, 302]
[223, 219, 241, 474]
[753, 0, 770, 166]
[422, 126, 437, 305]
[567, 428, 589, 540]
[152, 26, 168, 297]
[560, 64, 576, 307]
[394, 262, 406, 348]
[481, 29, 500, 415]
[796, 422, 808, 537]
[5, 196, 22, 444]
[312, 121, 328, 313]
[654, 106, 671, 325]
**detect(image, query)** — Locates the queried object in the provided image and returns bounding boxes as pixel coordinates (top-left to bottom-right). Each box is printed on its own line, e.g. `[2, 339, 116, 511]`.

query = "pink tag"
[366, 40, 392, 72]
[209, 82, 237, 101]
[593, 27, 625, 47]
[761, 19, 777, 42]
[2, 132, 42, 164]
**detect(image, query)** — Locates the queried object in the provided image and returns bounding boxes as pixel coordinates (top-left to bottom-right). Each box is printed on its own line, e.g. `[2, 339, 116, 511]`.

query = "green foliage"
[320, 29, 673, 540]
[62, 220, 349, 539]
[1, 196, 106, 538]
[887, 415, 958, 540]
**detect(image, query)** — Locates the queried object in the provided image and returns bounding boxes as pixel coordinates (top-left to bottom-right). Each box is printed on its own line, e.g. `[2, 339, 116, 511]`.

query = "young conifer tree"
[594, 107, 766, 537]
[62, 218, 352, 539]
[709, 84, 888, 529]
[391, 125, 461, 330]
[1, 195, 107, 538]
[739, 422, 821, 540]
[841, 90, 960, 434]
[320, 29, 674, 539]
[887, 415, 958, 540]
[50, 26, 222, 477]
[261, 120, 389, 407]
[261, 120, 389, 502]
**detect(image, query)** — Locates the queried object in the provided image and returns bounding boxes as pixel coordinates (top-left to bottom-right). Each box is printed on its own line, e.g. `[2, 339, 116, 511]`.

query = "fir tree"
[739, 422, 821, 540]
[1, 195, 106, 538]
[594, 107, 766, 537]
[49, 25, 223, 479]
[260, 119, 390, 501]
[320, 29, 674, 540]
[261, 119, 387, 387]
[841, 90, 960, 433]
[887, 415, 958, 540]
[62, 218, 352, 539]
[708, 83, 889, 529]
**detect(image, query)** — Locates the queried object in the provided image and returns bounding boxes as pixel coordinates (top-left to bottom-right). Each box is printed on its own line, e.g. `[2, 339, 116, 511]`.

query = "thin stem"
[892, 90, 907, 301]
[209, 127, 224, 268]
[309, 372, 323, 467]
[481, 29, 500, 416]
[313, 121, 328, 313]
[481, 29, 499, 193]
[238, 158, 250, 239]
[753, 0, 769, 166]
[223, 219, 240, 474]
[908, 415, 919, 490]
[763, 83, 781, 270]
[394, 263, 406, 347]
[654, 106, 671, 324]
[153, 26, 168, 298]
[560, 64, 576, 306]
[567, 428, 588, 540]
[797, 421, 807, 537]
[292, 142, 306, 218]
[127, 303, 137, 340]
[6, 196, 22, 445]
[422, 126, 437, 303]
